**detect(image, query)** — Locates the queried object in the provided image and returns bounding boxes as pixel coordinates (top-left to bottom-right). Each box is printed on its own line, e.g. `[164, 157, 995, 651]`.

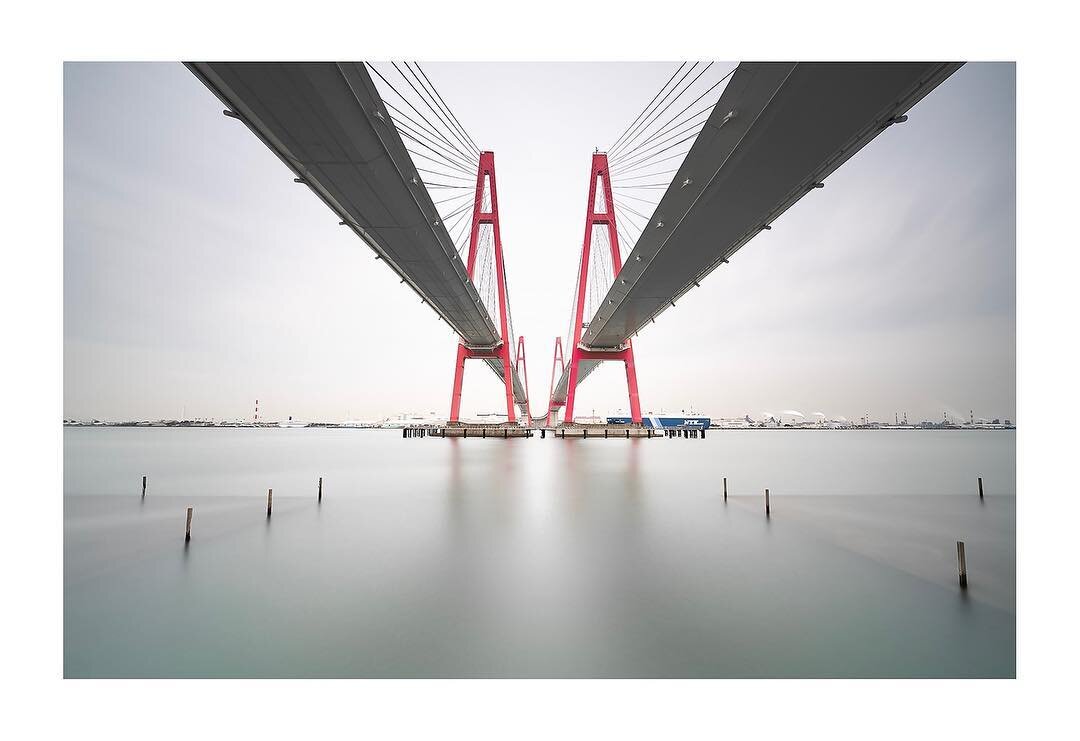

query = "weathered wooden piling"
[584, 428, 588, 439]
[957, 540, 968, 588]
[702, 429, 706, 439]
[723, 477, 727, 501]
[267, 488, 273, 518]
[541, 429, 546, 438]
[142, 475, 147, 498]
[765, 488, 771, 517]
[318, 476, 323, 503]
[402, 428, 407, 438]
[978, 477, 984, 499]
[185, 507, 193, 542]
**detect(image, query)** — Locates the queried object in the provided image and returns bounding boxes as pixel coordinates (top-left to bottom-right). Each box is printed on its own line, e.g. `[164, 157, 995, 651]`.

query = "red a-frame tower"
[449, 151, 528, 424]
[553, 152, 642, 425]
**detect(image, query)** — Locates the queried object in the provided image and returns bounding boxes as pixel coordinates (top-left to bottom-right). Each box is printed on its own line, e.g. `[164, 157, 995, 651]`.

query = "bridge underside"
[584, 61, 963, 349]
[549, 62, 961, 417]
[186, 62, 527, 414]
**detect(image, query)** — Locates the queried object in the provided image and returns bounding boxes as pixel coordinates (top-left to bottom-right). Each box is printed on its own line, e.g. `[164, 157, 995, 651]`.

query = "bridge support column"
[449, 343, 516, 425]
[563, 345, 641, 425]
[546, 337, 565, 426]
[516, 336, 532, 426]
[447, 152, 526, 425]
[552, 152, 643, 426]
[449, 342, 469, 423]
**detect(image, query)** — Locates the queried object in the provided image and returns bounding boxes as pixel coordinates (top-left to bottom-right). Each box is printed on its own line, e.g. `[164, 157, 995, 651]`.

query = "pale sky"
[63, 62, 1015, 423]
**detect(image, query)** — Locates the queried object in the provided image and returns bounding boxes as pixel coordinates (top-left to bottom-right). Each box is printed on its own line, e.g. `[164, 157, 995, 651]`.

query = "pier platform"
[540, 426, 656, 439]
[404, 425, 534, 439]
[403, 425, 708, 439]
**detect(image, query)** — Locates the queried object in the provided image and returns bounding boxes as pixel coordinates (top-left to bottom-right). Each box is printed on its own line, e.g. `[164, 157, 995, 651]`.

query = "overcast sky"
[64, 62, 1014, 423]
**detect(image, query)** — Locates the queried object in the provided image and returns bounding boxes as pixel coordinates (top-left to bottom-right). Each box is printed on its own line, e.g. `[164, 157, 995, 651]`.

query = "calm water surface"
[64, 428, 1015, 677]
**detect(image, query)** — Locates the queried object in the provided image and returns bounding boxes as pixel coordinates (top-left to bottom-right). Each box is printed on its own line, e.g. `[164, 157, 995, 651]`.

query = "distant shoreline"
[63, 421, 1016, 431]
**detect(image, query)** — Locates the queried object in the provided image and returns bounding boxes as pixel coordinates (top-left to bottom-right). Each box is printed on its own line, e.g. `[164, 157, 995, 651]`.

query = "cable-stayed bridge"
[186, 62, 531, 423]
[185, 61, 961, 428]
[546, 62, 962, 425]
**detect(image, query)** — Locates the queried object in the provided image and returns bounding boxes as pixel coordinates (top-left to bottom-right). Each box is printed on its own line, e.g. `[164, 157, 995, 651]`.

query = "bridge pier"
[552, 153, 643, 428]
[447, 153, 532, 427]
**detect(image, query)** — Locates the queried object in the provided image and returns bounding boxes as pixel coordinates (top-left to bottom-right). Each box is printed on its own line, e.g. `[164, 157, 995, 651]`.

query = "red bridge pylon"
[547, 337, 565, 427]
[516, 335, 531, 426]
[552, 152, 642, 425]
[449, 151, 528, 424]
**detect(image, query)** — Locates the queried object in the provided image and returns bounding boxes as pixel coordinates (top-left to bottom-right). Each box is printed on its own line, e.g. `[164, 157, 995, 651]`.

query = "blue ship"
[606, 414, 711, 429]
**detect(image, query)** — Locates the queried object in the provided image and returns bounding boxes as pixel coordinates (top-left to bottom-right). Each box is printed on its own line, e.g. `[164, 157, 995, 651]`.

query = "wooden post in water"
[318, 477, 323, 503]
[267, 488, 273, 518]
[978, 477, 984, 499]
[723, 477, 727, 501]
[142, 475, 147, 498]
[185, 507, 193, 542]
[957, 540, 968, 588]
[765, 488, 771, 517]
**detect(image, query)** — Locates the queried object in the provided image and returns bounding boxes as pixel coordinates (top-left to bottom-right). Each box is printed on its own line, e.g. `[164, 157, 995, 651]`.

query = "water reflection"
[64, 428, 1016, 678]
